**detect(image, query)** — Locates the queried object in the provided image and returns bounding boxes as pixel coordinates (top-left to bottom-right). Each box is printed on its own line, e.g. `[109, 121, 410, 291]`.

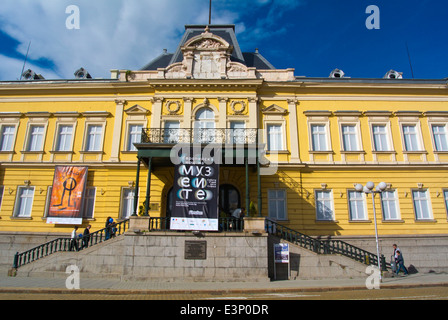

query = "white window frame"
[412, 189, 433, 221]
[0, 113, 21, 157]
[370, 123, 393, 152]
[267, 189, 287, 221]
[163, 120, 181, 144]
[194, 107, 216, 144]
[54, 123, 75, 152]
[380, 190, 401, 220]
[340, 124, 361, 152]
[0, 124, 17, 152]
[83, 123, 105, 152]
[22, 114, 50, 157]
[309, 123, 330, 152]
[25, 124, 46, 152]
[315, 189, 334, 221]
[120, 187, 136, 219]
[400, 123, 424, 152]
[266, 123, 285, 152]
[126, 123, 144, 151]
[348, 190, 368, 221]
[229, 120, 246, 145]
[430, 123, 448, 152]
[13, 186, 35, 218]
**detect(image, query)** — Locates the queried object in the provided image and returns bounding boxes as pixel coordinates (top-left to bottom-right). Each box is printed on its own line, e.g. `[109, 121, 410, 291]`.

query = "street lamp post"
[354, 181, 387, 281]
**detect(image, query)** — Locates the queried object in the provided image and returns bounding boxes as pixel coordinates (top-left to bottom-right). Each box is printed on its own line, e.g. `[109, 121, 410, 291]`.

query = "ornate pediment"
[182, 27, 231, 51]
[162, 27, 255, 80]
[125, 104, 149, 115]
[262, 104, 288, 115]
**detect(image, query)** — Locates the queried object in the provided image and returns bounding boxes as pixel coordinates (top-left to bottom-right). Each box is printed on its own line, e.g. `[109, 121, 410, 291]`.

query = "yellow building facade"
[0, 25, 447, 240]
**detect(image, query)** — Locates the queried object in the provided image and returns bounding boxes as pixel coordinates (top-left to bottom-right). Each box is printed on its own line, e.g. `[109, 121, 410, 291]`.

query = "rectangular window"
[14, 186, 35, 217]
[230, 121, 246, 144]
[83, 187, 96, 219]
[267, 124, 283, 151]
[164, 121, 180, 144]
[412, 190, 433, 220]
[311, 124, 327, 151]
[55, 125, 74, 151]
[0, 186, 4, 211]
[348, 190, 367, 220]
[432, 125, 448, 151]
[381, 190, 400, 220]
[315, 190, 334, 221]
[341, 125, 358, 151]
[268, 189, 287, 220]
[85, 125, 103, 151]
[372, 125, 389, 151]
[121, 188, 135, 219]
[27, 125, 45, 151]
[128, 124, 143, 151]
[402, 125, 419, 151]
[443, 190, 448, 217]
[0, 125, 16, 151]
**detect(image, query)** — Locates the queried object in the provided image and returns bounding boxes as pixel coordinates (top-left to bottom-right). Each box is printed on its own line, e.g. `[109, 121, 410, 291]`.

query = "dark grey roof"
[140, 50, 174, 71]
[140, 25, 276, 71]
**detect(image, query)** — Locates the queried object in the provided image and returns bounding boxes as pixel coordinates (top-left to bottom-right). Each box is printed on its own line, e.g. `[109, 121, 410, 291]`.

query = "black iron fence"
[12, 219, 129, 269]
[265, 218, 389, 270]
[141, 128, 258, 145]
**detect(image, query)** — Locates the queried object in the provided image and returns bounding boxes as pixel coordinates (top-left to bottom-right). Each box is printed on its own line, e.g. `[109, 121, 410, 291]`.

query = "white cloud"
[0, 0, 305, 81]
[0, 54, 60, 81]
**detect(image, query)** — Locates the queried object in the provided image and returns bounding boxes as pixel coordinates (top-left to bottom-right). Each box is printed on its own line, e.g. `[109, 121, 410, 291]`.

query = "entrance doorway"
[219, 184, 241, 217]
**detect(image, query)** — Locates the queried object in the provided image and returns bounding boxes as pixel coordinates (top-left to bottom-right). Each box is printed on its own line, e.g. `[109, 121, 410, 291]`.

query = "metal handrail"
[12, 219, 129, 269]
[141, 128, 258, 145]
[265, 218, 389, 270]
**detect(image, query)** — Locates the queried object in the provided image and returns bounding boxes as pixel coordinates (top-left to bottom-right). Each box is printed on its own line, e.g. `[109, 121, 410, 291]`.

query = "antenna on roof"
[19, 41, 31, 81]
[406, 42, 415, 79]
[209, 0, 212, 25]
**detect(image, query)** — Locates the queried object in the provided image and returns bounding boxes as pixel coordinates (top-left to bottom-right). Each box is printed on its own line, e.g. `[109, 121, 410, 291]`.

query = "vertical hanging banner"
[46, 166, 88, 225]
[171, 147, 219, 231]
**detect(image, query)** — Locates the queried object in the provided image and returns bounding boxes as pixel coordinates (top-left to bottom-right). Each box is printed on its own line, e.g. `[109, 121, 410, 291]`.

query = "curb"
[1, 282, 448, 296]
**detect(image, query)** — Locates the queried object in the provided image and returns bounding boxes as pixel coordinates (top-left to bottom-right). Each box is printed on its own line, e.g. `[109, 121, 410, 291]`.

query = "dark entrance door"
[219, 184, 240, 217]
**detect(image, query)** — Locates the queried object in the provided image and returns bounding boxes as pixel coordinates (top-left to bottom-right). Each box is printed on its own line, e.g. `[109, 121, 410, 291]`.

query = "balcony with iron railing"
[141, 128, 258, 145]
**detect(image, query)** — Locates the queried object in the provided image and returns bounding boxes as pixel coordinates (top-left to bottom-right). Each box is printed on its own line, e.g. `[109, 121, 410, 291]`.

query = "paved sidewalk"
[0, 272, 447, 295]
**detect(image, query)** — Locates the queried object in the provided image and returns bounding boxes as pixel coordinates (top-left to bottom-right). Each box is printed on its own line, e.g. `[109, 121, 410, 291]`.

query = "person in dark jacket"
[395, 250, 409, 276]
[82, 225, 91, 249]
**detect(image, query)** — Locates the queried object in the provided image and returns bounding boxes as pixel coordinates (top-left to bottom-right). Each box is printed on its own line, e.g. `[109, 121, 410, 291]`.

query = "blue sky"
[0, 0, 447, 81]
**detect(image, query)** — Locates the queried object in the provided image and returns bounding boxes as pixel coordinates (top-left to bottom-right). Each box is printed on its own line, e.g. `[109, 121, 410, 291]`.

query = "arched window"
[194, 107, 215, 143]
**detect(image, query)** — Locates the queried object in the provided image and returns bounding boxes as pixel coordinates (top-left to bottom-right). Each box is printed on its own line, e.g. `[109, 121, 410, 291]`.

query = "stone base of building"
[2, 231, 448, 281]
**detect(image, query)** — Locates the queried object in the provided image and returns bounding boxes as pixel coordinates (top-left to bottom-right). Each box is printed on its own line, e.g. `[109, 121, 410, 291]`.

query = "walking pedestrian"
[82, 225, 91, 249]
[70, 226, 79, 251]
[395, 250, 409, 276]
[105, 217, 112, 240]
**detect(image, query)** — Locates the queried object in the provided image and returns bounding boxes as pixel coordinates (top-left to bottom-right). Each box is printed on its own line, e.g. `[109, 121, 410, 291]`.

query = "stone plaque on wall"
[184, 240, 207, 260]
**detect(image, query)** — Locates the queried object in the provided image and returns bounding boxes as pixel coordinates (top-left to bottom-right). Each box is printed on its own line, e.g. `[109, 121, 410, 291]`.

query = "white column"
[110, 99, 126, 162]
[287, 98, 301, 164]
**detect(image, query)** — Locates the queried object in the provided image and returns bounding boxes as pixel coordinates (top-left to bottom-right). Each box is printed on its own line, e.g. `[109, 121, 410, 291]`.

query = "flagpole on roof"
[209, 0, 212, 25]
[20, 41, 31, 81]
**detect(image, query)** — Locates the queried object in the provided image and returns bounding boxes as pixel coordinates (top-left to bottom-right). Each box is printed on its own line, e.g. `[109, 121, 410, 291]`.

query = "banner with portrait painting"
[46, 166, 88, 225]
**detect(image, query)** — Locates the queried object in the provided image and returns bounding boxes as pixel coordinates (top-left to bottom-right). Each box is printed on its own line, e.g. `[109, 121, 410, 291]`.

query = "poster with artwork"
[170, 148, 219, 231]
[46, 166, 88, 225]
